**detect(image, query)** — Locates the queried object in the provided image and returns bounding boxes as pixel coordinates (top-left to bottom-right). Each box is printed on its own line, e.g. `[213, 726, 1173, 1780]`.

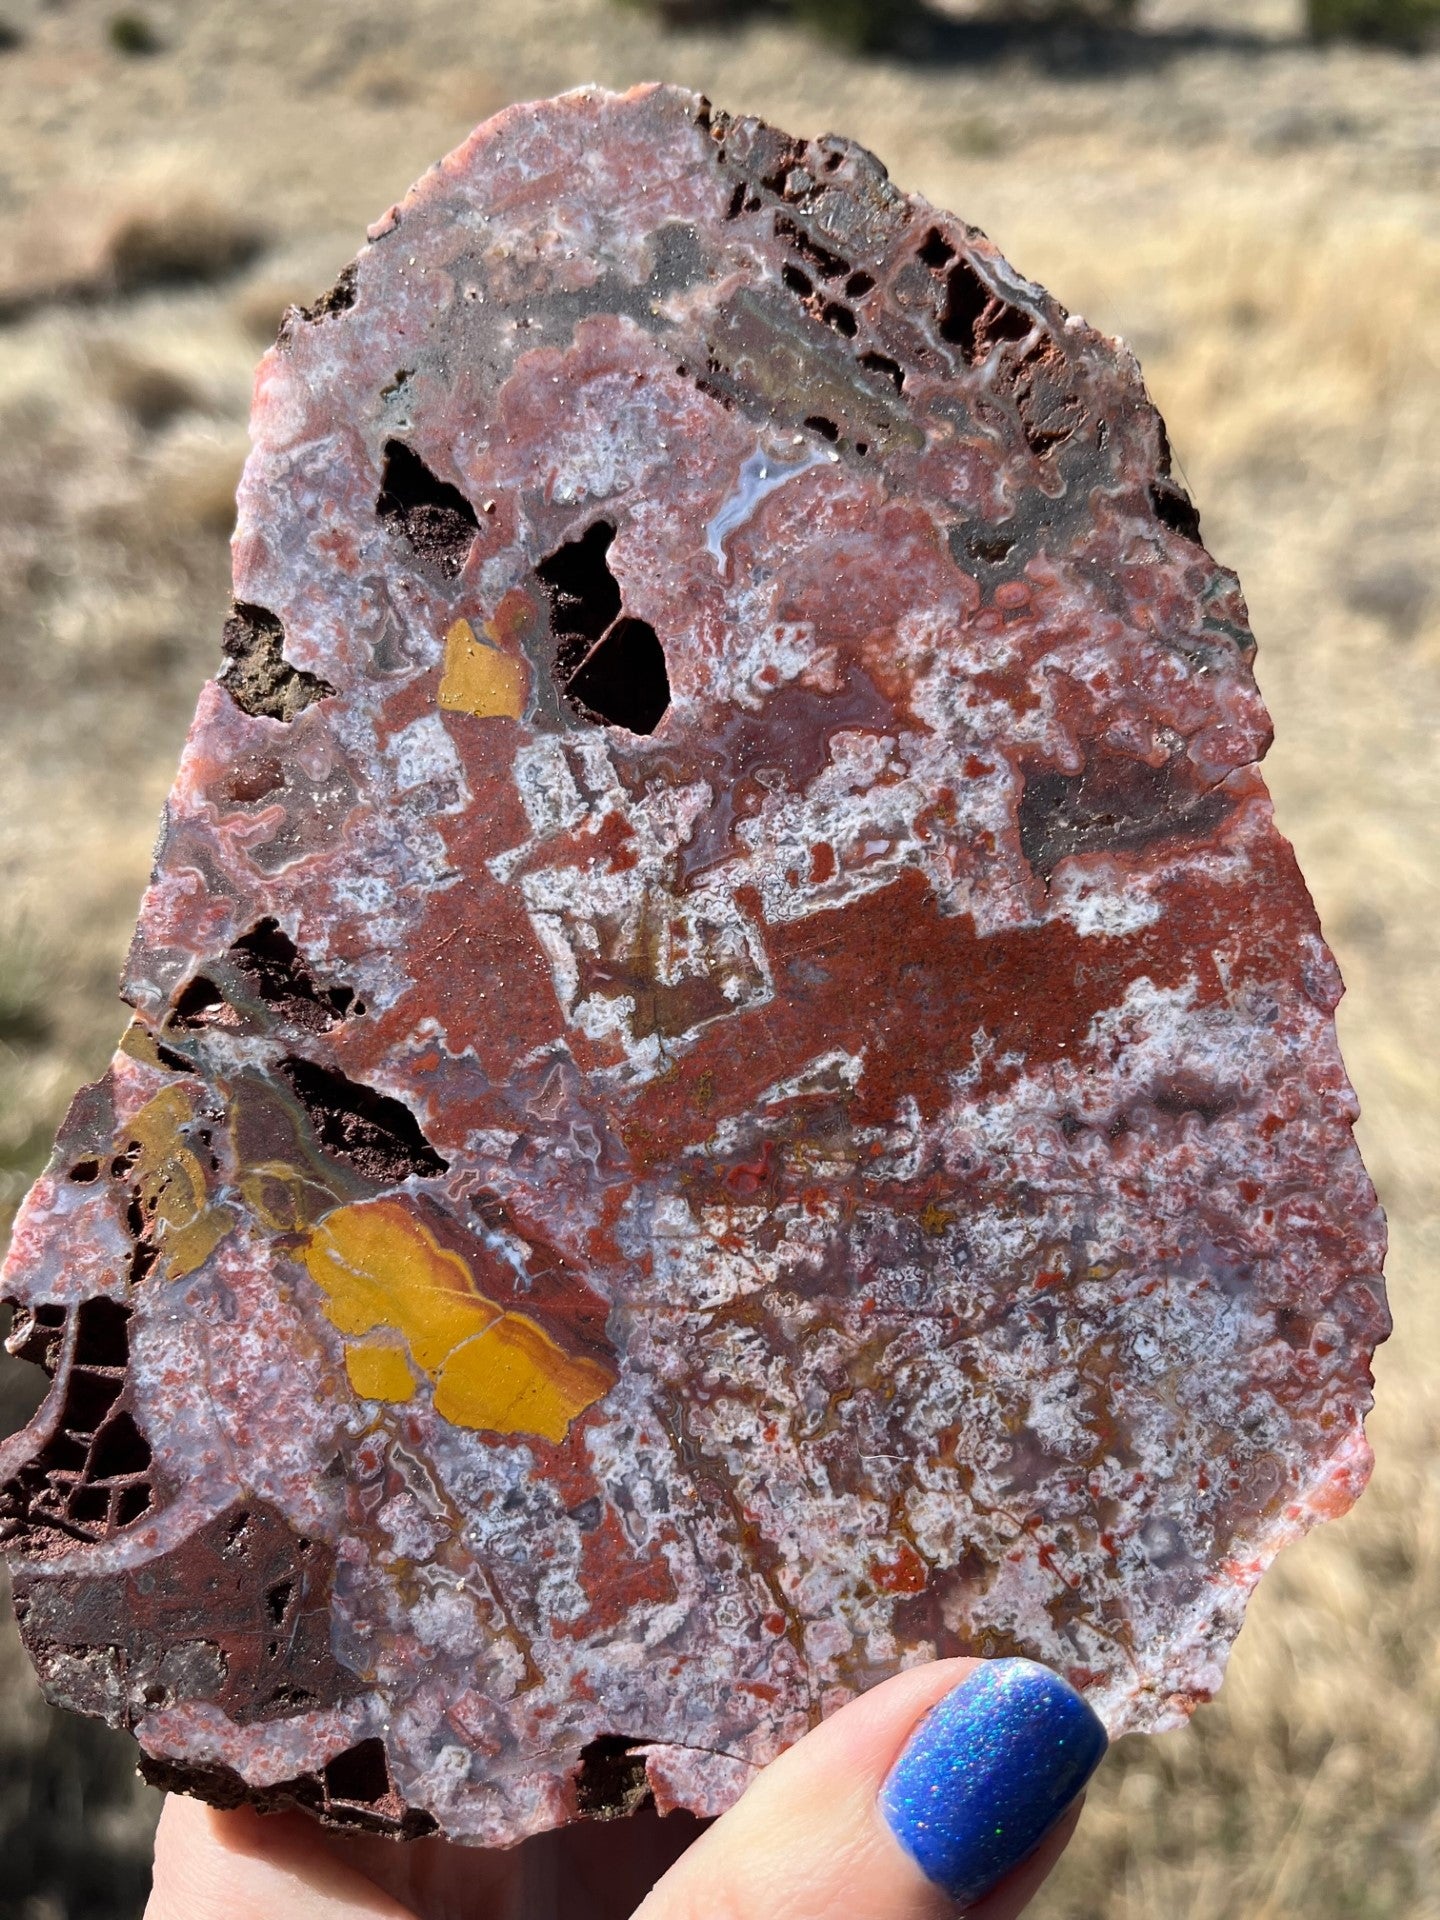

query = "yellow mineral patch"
[438, 617, 527, 719]
[434, 1316, 616, 1445]
[303, 1199, 612, 1440]
[122, 1084, 233, 1279]
[345, 1341, 418, 1404]
[119, 1019, 171, 1070]
[305, 1199, 497, 1371]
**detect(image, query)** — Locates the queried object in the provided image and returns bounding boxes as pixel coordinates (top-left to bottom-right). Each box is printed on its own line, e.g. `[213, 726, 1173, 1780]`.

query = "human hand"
[145, 1657, 1107, 1920]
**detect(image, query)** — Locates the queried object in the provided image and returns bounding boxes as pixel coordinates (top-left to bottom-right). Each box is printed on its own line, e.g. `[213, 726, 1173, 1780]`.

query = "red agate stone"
[0, 85, 1387, 1845]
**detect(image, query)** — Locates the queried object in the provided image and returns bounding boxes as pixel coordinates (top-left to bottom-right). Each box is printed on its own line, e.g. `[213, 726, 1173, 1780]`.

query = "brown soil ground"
[0, 1, 1436, 1914]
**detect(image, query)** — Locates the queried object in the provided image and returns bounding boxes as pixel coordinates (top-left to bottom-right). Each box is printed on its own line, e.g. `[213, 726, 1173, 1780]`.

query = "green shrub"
[612, 0, 756, 21]
[789, 0, 918, 50]
[107, 12, 161, 56]
[985, 0, 1138, 18]
[616, 0, 1142, 40]
[103, 200, 264, 293]
[0, 924, 51, 1050]
[1307, 0, 1440, 44]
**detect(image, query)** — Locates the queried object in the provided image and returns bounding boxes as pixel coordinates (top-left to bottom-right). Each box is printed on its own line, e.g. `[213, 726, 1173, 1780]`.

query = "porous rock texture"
[0, 85, 1388, 1845]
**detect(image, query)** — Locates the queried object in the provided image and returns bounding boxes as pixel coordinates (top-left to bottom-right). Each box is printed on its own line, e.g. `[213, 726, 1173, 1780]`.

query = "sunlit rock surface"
[0, 85, 1388, 1844]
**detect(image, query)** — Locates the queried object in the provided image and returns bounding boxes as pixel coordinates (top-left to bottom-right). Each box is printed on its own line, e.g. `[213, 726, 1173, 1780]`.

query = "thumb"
[637, 1658, 1107, 1920]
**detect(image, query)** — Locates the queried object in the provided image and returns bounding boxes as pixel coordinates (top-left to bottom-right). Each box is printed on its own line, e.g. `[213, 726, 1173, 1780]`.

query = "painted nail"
[880, 1659, 1108, 1908]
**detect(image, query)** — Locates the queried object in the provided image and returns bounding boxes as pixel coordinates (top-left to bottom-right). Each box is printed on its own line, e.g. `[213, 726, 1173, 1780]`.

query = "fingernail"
[880, 1659, 1108, 1907]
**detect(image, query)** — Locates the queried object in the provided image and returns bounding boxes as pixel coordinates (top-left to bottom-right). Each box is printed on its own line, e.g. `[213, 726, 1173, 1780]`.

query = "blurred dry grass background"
[0, 1, 1435, 1914]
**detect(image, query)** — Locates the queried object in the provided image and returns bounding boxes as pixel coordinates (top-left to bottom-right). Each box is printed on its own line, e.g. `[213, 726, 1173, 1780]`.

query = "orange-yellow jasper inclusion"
[304, 1200, 612, 1442]
[118, 1082, 233, 1281]
[343, 1342, 417, 1404]
[437, 617, 528, 719]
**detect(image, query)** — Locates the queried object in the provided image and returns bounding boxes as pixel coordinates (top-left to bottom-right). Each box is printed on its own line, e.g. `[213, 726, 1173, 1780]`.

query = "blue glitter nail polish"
[880, 1659, 1108, 1907]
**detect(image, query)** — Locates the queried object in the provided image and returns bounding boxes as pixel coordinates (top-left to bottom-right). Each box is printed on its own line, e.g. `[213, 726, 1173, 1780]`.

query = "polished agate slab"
[0, 85, 1387, 1844]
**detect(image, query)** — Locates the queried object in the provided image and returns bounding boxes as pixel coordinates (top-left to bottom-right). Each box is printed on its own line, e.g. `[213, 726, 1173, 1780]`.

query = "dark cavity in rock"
[375, 438, 479, 577]
[138, 1727, 438, 1839]
[277, 1055, 448, 1182]
[219, 604, 336, 723]
[1151, 477, 1204, 543]
[0, 1297, 154, 1547]
[170, 921, 362, 1035]
[575, 1735, 654, 1821]
[291, 262, 358, 330]
[537, 522, 671, 735]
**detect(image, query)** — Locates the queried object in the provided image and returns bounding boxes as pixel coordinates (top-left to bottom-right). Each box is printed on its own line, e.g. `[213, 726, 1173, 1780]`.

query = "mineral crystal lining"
[0, 83, 1387, 1847]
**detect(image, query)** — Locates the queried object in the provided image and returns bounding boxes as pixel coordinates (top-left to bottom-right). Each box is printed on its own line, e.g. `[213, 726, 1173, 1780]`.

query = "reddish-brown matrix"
[0, 85, 1387, 1844]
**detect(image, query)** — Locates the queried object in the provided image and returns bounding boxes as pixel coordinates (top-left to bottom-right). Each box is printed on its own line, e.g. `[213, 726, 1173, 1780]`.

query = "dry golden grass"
[888, 78, 1440, 1920]
[0, 1, 1435, 1914]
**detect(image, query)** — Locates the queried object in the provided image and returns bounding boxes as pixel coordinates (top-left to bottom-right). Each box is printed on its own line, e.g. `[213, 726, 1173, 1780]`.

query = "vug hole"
[919, 227, 956, 270]
[231, 919, 359, 1027]
[294, 263, 357, 328]
[87, 1409, 152, 1481]
[538, 522, 671, 734]
[169, 974, 227, 1028]
[219, 602, 335, 724]
[375, 439, 479, 578]
[989, 301, 1033, 347]
[44, 1432, 88, 1473]
[845, 270, 875, 298]
[804, 415, 839, 442]
[822, 302, 857, 338]
[566, 620, 671, 736]
[262, 1684, 319, 1714]
[68, 1159, 101, 1184]
[1150, 479, 1203, 543]
[115, 1483, 152, 1527]
[773, 213, 851, 281]
[266, 1578, 294, 1625]
[72, 1296, 131, 1370]
[325, 1738, 393, 1806]
[781, 264, 813, 298]
[575, 1735, 653, 1821]
[971, 532, 1018, 566]
[536, 521, 622, 648]
[937, 258, 993, 358]
[859, 350, 905, 392]
[278, 1055, 448, 1182]
[62, 1369, 123, 1436]
[1025, 422, 1074, 459]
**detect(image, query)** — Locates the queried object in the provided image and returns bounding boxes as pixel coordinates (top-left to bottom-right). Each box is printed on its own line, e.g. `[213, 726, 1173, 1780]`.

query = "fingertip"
[880, 1661, 1107, 1909]
[145, 1793, 417, 1920]
[638, 1656, 1096, 1920]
